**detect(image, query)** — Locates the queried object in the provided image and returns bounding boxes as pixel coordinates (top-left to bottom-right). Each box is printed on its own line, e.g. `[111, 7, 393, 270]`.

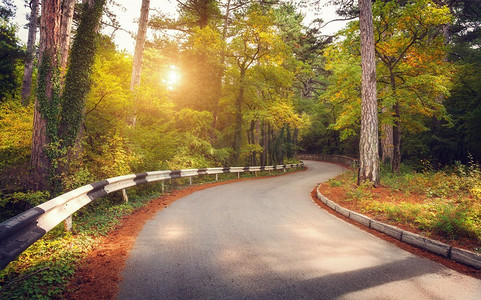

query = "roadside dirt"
[64, 171, 304, 300]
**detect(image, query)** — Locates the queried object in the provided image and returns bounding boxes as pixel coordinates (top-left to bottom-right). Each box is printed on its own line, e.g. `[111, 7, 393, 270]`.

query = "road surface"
[118, 161, 481, 299]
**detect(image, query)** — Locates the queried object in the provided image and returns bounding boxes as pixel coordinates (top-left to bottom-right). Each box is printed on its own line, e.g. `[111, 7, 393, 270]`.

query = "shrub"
[0, 191, 51, 222]
[431, 204, 478, 240]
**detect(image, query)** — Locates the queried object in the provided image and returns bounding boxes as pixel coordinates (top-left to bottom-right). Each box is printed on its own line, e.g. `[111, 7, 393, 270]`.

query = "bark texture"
[59, 0, 76, 79]
[358, 0, 380, 185]
[21, 0, 40, 106]
[31, 0, 62, 188]
[130, 0, 150, 90]
[234, 67, 246, 163]
[381, 120, 394, 164]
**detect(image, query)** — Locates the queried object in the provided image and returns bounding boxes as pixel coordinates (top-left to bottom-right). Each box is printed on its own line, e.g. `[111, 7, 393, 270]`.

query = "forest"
[0, 0, 480, 223]
[0, 0, 480, 297]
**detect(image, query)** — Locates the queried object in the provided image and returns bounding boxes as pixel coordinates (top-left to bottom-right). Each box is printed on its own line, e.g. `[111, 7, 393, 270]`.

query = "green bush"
[0, 191, 51, 222]
[431, 204, 479, 240]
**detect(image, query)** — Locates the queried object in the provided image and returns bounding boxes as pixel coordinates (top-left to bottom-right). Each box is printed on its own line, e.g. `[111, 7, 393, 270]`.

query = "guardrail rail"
[297, 154, 359, 167]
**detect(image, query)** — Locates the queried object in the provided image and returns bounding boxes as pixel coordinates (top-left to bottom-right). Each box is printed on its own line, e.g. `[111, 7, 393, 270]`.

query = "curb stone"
[335, 205, 351, 218]
[349, 211, 372, 227]
[401, 231, 451, 258]
[325, 199, 337, 211]
[370, 220, 403, 240]
[451, 248, 481, 269]
[316, 187, 481, 270]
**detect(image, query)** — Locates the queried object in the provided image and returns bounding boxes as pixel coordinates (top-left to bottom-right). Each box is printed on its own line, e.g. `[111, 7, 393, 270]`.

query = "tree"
[226, 5, 285, 162]
[130, 0, 150, 90]
[324, 0, 452, 173]
[373, 0, 451, 172]
[0, 0, 24, 102]
[21, 0, 40, 105]
[59, 0, 106, 149]
[358, 0, 379, 185]
[59, 0, 76, 79]
[31, 0, 62, 188]
[31, 0, 106, 190]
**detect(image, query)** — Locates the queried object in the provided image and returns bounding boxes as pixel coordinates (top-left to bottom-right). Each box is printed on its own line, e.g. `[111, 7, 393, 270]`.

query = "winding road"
[118, 161, 481, 299]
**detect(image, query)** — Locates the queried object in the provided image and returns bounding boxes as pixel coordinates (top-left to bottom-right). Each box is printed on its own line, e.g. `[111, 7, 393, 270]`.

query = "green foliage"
[0, 191, 50, 222]
[36, 53, 62, 158]
[0, 4, 24, 102]
[432, 203, 480, 240]
[59, 0, 106, 149]
[346, 181, 373, 202]
[0, 188, 158, 299]
[0, 101, 32, 169]
[328, 178, 343, 187]
[323, 0, 452, 168]
[335, 164, 481, 246]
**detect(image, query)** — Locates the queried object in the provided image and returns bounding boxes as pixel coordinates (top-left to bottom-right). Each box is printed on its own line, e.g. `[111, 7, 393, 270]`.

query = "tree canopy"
[0, 0, 479, 203]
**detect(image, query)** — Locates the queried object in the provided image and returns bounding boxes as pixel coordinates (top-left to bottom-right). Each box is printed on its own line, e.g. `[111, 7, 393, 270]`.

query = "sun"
[163, 65, 181, 90]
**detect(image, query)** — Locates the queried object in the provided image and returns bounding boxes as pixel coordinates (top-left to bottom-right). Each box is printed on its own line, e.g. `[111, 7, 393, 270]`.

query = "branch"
[101, 21, 132, 36]
[458, 73, 478, 97]
[316, 16, 358, 29]
[85, 90, 111, 116]
[175, 0, 194, 11]
[3, 267, 50, 289]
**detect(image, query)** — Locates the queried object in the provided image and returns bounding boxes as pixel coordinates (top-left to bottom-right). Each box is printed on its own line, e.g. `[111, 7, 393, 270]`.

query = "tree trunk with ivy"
[358, 0, 380, 185]
[31, 0, 62, 190]
[21, 0, 40, 106]
[59, 0, 106, 149]
[30, 0, 106, 190]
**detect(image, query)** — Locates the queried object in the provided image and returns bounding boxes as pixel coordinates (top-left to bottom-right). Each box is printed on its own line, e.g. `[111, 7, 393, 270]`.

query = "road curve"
[118, 161, 481, 299]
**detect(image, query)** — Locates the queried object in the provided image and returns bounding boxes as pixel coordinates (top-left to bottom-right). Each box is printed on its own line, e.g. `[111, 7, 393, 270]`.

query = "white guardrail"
[0, 163, 303, 270]
[297, 154, 359, 167]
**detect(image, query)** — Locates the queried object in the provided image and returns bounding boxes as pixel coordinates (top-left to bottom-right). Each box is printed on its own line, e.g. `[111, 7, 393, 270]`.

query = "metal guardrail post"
[63, 216, 72, 232]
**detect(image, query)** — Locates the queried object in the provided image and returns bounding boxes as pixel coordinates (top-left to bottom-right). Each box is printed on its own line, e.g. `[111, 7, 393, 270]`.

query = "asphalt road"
[118, 161, 481, 299]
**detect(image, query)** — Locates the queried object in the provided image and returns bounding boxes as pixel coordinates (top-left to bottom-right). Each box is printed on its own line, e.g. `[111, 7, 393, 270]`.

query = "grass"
[322, 162, 481, 252]
[0, 168, 301, 299]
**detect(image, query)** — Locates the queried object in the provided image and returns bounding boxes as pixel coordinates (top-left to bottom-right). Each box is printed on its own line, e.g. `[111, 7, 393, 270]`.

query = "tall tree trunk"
[293, 127, 299, 157]
[31, 0, 62, 189]
[261, 122, 267, 166]
[358, 0, 380, 185]
[130, 0, 150, 90]
[286, 125, 292, 158]
[59, 0, 106, 149]
[381, 118, 393, 164]
[234, 67, 245, 163]
[248, 120, 256, 165]
[255, 119, 260, 164]
[381, 75, 395, 166]
[21, 0, 40, 106]
[392, 104, 402, 173]
[130, 0, 150, 127]
[211, 0, 231, 133]
[59, 0, 76, 80]
[268, 124, 273, 165]
[388, 69, 402, 173]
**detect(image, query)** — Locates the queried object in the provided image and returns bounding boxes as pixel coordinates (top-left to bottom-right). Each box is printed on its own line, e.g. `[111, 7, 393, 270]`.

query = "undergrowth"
[0, 168, 300, 299]
[326, 162, 481, 250]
